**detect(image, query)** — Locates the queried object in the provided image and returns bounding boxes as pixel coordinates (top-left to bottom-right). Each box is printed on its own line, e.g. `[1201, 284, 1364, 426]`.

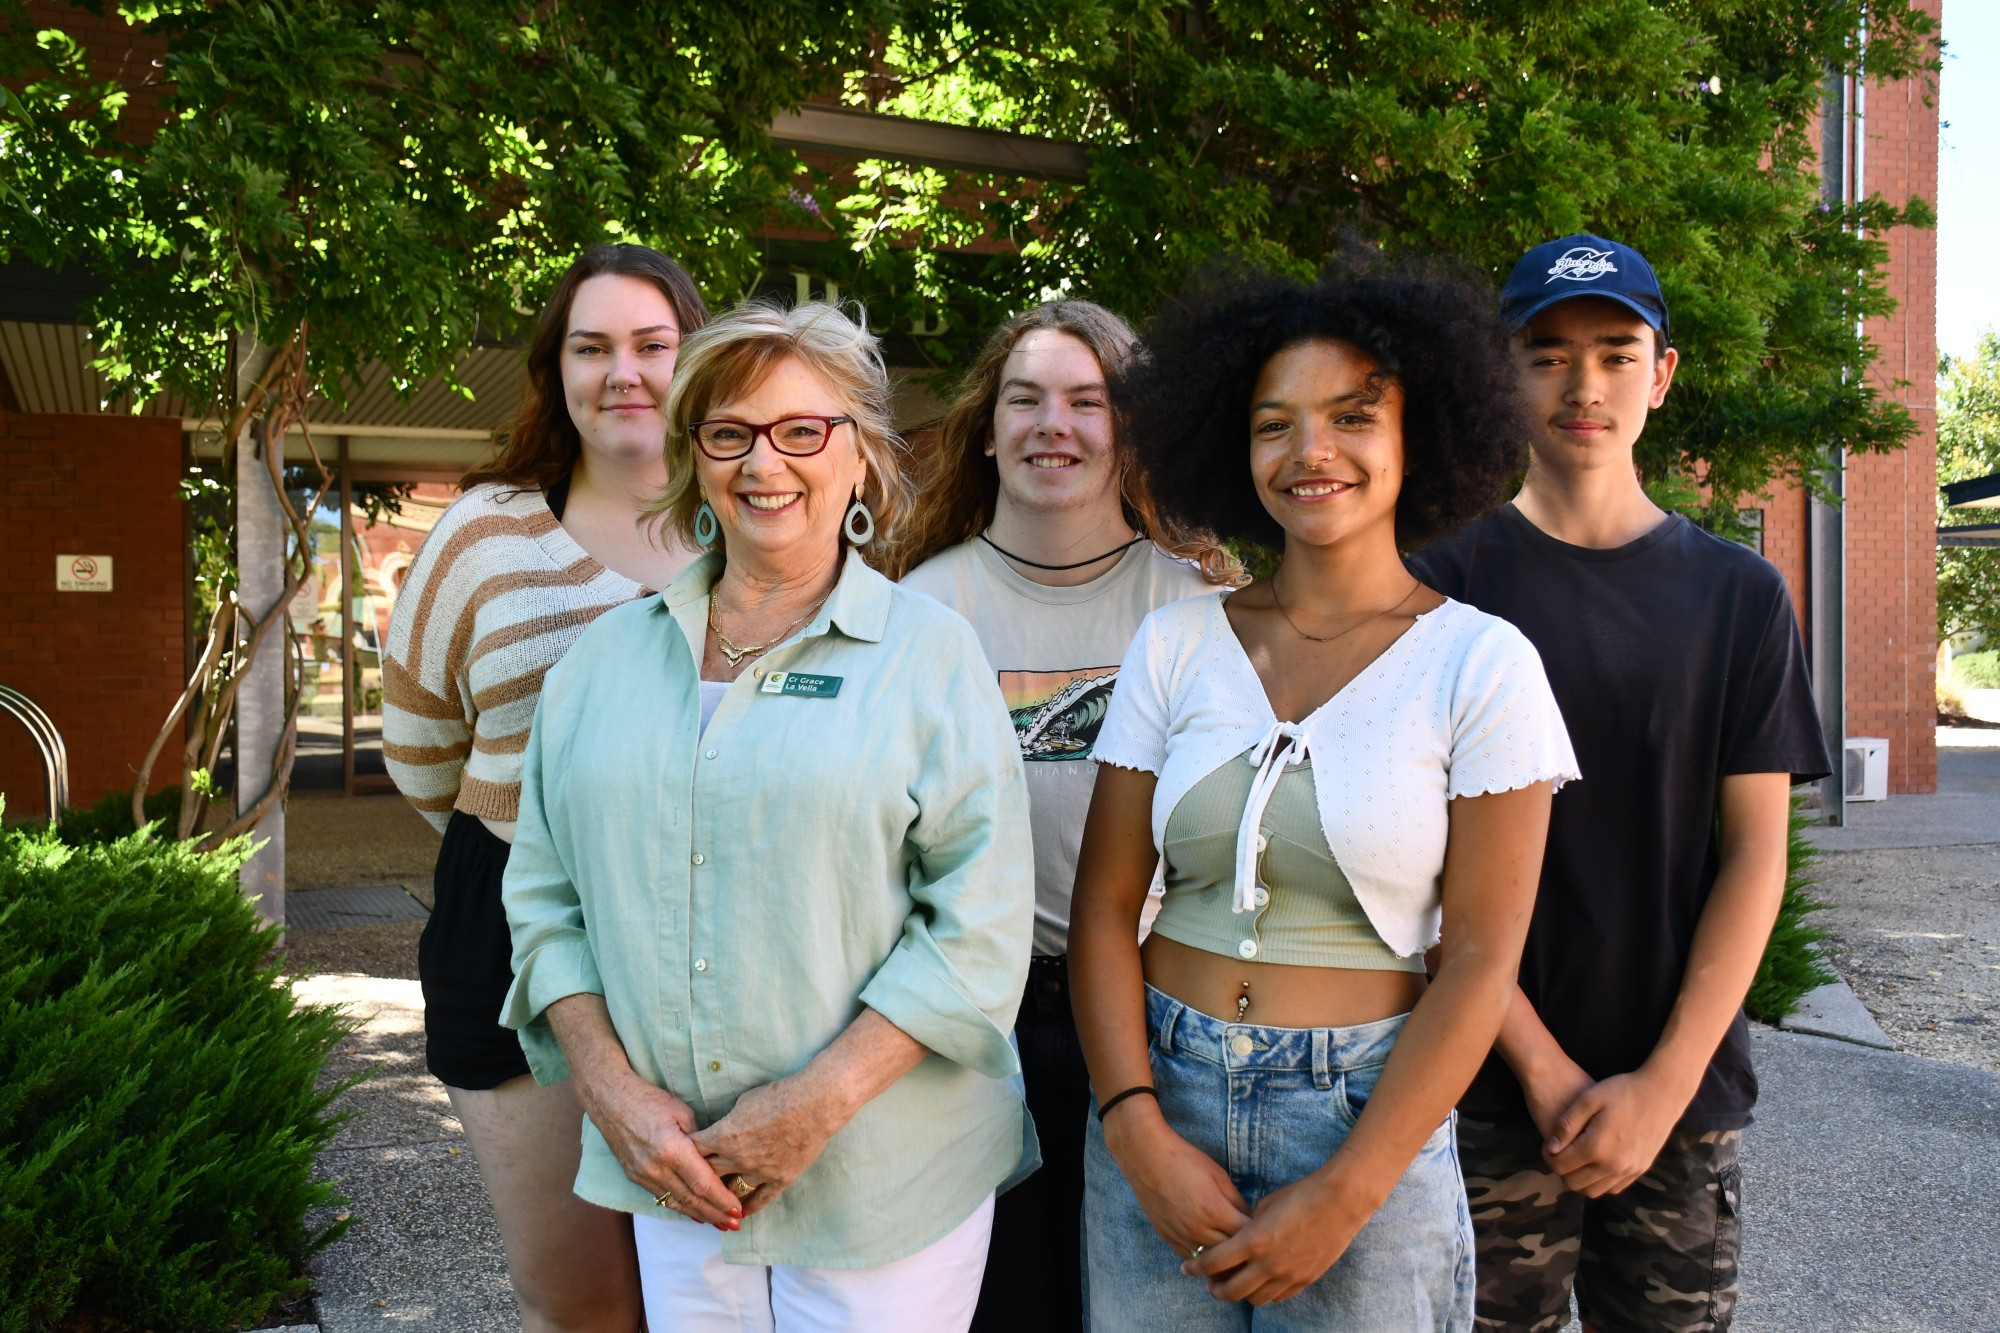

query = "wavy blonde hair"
[887, 300, 1240, 584]
[649, 300, 913, 568]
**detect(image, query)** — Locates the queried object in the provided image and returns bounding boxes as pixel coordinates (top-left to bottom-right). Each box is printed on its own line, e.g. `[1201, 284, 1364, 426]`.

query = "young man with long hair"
[898, 301, 1235, 1332]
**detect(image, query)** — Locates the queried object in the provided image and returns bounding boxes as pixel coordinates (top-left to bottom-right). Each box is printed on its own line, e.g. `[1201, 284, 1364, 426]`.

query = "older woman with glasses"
[499, 300, 1036, 1332]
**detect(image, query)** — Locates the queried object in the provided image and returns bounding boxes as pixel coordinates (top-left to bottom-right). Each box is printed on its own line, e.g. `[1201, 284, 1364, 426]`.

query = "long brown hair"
[463, 244, 709, 493]
[888, 300, 1238, 583]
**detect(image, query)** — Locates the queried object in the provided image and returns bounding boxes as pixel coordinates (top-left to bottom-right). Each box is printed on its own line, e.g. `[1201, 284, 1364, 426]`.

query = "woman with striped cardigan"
[384, 244, 706, 1333]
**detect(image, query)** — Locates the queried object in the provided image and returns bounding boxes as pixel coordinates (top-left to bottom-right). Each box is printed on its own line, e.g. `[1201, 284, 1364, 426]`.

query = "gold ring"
[727, 1174, 757, 1198]
[654, 1190, 675, 1208]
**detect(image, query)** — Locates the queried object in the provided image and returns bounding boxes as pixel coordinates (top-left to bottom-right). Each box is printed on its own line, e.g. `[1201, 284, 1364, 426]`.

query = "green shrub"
[51, 785, 182, 846]
[0, 818, 353, 1332]
[1745, 797, 1837, 1023]
[1950, 649, 2000, 690]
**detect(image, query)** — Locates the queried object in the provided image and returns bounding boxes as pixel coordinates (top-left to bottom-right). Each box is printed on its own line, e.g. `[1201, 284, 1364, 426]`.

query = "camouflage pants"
[1458, 1115, 1742, 1333]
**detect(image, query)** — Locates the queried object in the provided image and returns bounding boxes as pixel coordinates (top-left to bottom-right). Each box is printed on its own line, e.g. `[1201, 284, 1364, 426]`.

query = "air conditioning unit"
[1844, 737, 1889, 802]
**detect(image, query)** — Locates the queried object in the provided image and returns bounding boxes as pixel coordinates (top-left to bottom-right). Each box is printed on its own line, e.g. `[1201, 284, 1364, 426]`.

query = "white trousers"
[632, 1193, 994, 1333]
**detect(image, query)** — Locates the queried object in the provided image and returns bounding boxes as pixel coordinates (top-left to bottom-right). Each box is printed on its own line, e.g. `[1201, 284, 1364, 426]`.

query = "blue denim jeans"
[1082, 985, 1474, 1332]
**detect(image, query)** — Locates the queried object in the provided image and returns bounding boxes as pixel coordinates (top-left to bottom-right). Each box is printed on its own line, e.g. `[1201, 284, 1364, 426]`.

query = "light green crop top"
[1154, 750, 1424, 972]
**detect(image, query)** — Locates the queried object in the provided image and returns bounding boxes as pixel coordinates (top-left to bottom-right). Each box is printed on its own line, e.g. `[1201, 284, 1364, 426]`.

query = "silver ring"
[1189, 1244, 1205, 1261]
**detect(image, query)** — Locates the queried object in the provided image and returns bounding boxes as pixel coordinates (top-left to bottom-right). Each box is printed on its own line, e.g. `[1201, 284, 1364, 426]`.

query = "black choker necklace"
[979, 531, 1145, 572]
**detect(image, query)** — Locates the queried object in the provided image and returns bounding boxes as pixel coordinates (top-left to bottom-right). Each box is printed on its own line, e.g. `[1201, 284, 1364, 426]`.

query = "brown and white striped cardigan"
[382, 483, 646, 832]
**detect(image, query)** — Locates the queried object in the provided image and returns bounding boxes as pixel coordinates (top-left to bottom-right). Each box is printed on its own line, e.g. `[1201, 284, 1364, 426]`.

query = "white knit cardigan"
[1093, 593, 1580, 958]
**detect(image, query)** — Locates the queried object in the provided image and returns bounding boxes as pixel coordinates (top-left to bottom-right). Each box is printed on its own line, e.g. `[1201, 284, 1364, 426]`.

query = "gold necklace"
[1269, 578, 1421, 645]
[706, 591, 830, 670]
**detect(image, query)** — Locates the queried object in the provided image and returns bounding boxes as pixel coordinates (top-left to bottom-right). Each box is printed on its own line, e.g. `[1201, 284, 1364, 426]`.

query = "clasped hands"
[1524, 1053, 1687, 1198]
[588, 1068, 846, 1232]
[1106, 1103, 1381, 1308]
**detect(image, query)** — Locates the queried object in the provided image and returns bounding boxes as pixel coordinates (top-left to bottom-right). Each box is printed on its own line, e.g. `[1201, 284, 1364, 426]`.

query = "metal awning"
[0, 320, 520, 469]
[0, 319, 944, 469]
[771, 104, 1091, 182]
[1942, 473, 2000, 509]
[1938, 523, 2000, 548]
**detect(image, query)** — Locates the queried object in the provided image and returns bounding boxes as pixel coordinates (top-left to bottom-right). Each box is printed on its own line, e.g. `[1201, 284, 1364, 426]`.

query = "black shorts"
[971, 954, 1088, 1333]
[417, 810, 532, 1090]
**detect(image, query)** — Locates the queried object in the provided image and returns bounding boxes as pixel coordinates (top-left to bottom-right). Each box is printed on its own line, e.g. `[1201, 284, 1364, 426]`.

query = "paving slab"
[295, 974, 518, 1331]
[287, 793, 442, 903]
[1779, 977, 1897, 1049]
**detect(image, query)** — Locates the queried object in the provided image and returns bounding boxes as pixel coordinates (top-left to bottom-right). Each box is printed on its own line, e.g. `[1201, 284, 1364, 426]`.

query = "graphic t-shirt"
[903, 537, 1216, 955]
[1408, 504, 1831, 1131]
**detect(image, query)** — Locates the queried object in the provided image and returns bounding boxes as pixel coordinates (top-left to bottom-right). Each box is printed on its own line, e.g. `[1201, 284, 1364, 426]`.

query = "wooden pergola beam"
[771, 104, 1091, 183]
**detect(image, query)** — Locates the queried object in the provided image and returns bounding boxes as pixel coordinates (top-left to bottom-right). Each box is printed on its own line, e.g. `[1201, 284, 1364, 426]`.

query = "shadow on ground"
[281, 750, 2000, 1330]
[299, 974, 520, 1332]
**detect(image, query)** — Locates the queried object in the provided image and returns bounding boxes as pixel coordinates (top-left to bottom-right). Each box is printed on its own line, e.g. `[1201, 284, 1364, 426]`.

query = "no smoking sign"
[56, 554, 114, 592]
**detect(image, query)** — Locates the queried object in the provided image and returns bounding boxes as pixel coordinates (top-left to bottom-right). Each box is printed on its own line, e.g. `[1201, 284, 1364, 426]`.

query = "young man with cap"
[1407, 235, 1831, 1332]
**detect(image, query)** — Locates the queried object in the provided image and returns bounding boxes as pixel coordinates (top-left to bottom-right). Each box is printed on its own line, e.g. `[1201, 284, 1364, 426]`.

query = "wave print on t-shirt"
[1000, 667, 1118, 762]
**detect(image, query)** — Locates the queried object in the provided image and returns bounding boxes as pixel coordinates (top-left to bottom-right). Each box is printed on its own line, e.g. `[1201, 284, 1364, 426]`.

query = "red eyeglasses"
[689, 415, 854, 461]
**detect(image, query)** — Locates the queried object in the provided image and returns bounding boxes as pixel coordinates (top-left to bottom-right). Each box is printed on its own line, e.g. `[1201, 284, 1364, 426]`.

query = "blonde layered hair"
[650, 301, 913, 567]
[888, 300, 1239, 584]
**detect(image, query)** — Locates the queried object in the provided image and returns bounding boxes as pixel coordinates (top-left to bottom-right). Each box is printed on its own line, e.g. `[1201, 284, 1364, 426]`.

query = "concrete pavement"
[1806, 738, 2000, 853]
[289, 741, 2000, 1330]
[1737, 1028, 2000, 1331]
[297, 974, 520, 1331]
[295, 977, 2000, 1332]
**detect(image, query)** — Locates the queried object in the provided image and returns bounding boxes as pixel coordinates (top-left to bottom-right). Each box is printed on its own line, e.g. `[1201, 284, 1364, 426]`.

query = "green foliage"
[52, 784, 182, 845]
[0, 823, 353, 1331]
[829, 1, 1937, 512]
[1947, 649, 2000, 690]
[0, 0, 897, 417]
[0, 1, 1941, 527]
[1937, 332, 2000, 646]
[1745, 796, 1836, 1024]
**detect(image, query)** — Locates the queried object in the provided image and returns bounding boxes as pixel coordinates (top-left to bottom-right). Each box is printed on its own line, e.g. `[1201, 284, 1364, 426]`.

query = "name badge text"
[761, 671, 843, 698]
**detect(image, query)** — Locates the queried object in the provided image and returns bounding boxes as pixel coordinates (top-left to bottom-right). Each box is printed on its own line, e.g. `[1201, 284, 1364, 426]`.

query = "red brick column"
[1754, 9, 1941, 796]
[0, 408, 187, 819]
[1848, 24, 1942, 795]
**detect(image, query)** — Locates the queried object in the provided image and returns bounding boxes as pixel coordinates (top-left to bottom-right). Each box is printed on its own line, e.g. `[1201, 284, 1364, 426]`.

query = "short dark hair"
[1117, 252, 1529, 553]
[1517, 294, 1672, 362]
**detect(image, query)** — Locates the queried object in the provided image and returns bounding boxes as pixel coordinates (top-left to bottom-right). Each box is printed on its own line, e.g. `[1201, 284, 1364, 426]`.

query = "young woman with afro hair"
[1068, 254, 1580, 1329]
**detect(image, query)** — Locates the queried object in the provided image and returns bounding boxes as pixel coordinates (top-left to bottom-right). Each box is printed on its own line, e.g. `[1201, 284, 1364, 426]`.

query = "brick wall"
[1757, 8, 1941, 795]
[15, 2, 174, 144]
[1852, 46, 1941, 795]
[0, 408, 186, 819]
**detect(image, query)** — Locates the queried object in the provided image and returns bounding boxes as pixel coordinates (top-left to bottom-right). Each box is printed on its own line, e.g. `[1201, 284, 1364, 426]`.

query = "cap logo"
[1545, 247, 1619, 284]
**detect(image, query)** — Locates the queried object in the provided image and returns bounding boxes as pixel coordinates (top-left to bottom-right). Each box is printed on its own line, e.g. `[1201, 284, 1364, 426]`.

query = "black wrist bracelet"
[1096, 1085, 1159, 1122]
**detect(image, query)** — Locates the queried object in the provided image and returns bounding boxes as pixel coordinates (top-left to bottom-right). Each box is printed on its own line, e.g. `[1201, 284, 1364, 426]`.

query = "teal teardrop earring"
[694, 500, 720, 548]
[843, 495, 875, 547]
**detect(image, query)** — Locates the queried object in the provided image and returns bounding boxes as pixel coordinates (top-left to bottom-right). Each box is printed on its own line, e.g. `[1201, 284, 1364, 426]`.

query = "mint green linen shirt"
[499, 550, 1036, 1268]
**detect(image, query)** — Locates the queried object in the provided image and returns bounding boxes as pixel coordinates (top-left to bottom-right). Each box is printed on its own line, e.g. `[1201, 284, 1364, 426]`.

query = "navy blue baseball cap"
[1499, 234, 1671, 342]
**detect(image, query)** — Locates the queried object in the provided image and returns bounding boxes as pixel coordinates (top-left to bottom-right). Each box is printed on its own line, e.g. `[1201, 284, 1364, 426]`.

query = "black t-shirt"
[1408, 504, 1831, 1131]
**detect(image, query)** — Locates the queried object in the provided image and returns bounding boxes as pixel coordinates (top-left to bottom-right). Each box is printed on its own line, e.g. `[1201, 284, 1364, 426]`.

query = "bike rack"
[0, 685, 69, 819]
